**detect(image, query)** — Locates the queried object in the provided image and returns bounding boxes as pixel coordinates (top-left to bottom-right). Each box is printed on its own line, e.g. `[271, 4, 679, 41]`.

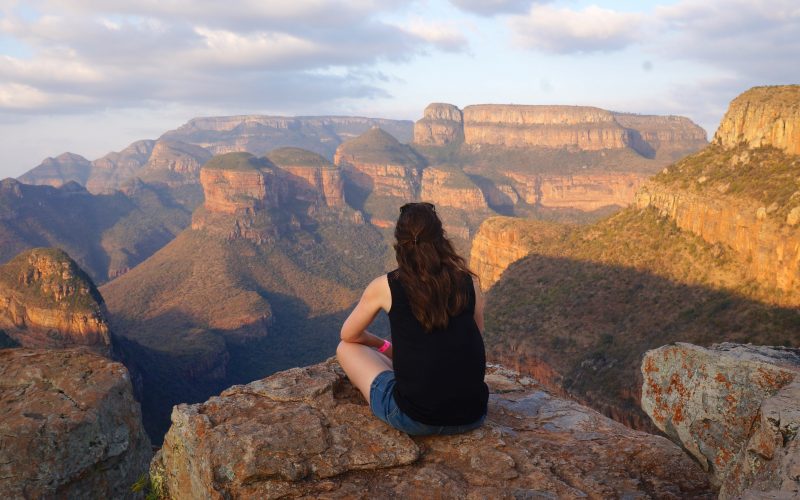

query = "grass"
[267, 147, 335, 168]
[339, 128, 423, 166]
[202, 152, 275, 171]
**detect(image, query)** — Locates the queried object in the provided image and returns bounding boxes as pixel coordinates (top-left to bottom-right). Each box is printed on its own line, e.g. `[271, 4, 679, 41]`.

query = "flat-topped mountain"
[0, 248, 111, 356]
[102, 149, 386, 441]
[471, 85, 800, 431]
[414, 102, 707, 160]
[0, 178, 192, 282]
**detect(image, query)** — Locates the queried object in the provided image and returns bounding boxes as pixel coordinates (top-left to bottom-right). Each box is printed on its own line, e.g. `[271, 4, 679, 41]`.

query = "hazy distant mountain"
[0, 178, 191, 283]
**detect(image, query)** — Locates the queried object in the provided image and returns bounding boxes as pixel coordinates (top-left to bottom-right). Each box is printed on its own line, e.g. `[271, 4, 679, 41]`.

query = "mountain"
[100, 151, 388, 441]
[0, 178, 192, 283]
[17, 152, 92, 187]
[473, 85, 800, 431]
[0, 248, 112, 356]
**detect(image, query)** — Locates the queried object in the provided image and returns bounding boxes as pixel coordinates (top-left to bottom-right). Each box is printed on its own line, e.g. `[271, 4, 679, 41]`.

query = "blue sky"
[0, 0, 798, 177]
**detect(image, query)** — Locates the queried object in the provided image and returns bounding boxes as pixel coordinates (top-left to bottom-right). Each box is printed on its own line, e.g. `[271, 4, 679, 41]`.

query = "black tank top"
[388, 269, 489, 425]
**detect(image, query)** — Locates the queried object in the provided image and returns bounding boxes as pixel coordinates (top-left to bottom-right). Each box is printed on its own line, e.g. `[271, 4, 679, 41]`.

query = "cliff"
[150, 358, 713, 499]
[413, 103, 707, 157]
[641, 343, 800, 498]
[713, 85, 800, 155]
[470, 217, 569, 290]
[334, 127, 424, 201]
[0, 248, 112, 356]
[419, 165, 487, 210]
[0, 348, 152, 499]
[267, 147, 345, 208]
[138, 140, 212, 187]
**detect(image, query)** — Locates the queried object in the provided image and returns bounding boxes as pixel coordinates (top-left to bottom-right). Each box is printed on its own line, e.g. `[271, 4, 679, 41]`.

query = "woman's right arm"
[473, 276, 485, 334]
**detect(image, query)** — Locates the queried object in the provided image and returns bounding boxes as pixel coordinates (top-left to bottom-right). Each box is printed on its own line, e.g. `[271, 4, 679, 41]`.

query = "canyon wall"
[636, 184, 800, 297]
[505, 171, 649, 211]
[641, 343, 800, 498]
[470, 216, 569, 290]
[0, 349, 152, 499]
[419, 166, 487, 210]
[713, 85, 800, 155]
[0, 248, 112, 356]
[267, 147, 345, 208]
[150, 358, 712, 498]
[413, 103, 464, 146]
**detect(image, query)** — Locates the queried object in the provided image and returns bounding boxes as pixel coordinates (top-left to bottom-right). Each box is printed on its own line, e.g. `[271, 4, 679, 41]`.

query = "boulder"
[0, 348, 152, 499]
[641, 342, 800, 498]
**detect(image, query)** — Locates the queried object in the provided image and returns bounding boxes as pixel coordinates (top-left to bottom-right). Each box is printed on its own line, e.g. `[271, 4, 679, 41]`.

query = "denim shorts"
[369, 370, 487, 436]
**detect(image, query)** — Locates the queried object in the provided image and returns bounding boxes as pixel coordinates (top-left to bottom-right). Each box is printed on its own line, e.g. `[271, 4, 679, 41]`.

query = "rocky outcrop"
[614, 114, 709, 157]
[197, 153, 281, 215]
[419, 166, 486, 210]
[636, 184, 800, 298]
[334, 127, 424, 200]
[161, 115, 414, 159]
[18, 152, 93, 187]
[267, 147, 345, 208]
[151, 358, 713, 499]
[641, 342, 800, 498]
[87, 140, 155, 193]
[139, 140, 212, 185]
[470, 217, 569, 290]
[0, 348, 152, 499]
[413, 103, 464, 146]
[713, 85, 800, 155]
[0, 248, 112, 356]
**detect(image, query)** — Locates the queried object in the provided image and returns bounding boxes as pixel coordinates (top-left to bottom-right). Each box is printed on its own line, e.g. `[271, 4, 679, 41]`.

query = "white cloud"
[0, 0, 462, 115]
[450, 0, 537, 17]
[509, 5, 645, 53]
[400, 19, 469, 52]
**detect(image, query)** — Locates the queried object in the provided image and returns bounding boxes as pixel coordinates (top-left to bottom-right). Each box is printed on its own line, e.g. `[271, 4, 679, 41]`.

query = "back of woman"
[336, 201, 489, 436]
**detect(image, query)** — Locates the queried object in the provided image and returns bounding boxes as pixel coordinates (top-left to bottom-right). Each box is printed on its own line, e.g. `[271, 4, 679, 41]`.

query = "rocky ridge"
[0, 248, 112, 356]
[641, 342, 800, 498]
[150, 357, 713, 499]
[713, 85, 800, 155]
[0, 348, 152, 499]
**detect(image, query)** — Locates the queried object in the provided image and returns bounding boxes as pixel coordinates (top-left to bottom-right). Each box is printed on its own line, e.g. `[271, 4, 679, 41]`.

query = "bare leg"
[336, 341, 393, 403]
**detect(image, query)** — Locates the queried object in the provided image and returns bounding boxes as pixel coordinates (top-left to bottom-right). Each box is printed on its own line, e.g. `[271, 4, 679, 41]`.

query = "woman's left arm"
[340, 275, 391, 347]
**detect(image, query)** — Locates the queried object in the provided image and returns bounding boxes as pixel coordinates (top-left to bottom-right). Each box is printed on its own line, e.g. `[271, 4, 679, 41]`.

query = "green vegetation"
[339, 128, 423, 166]
[202, 152, 275, 171]
[267, 147, 334, 168]
[655, 144, 800, 223]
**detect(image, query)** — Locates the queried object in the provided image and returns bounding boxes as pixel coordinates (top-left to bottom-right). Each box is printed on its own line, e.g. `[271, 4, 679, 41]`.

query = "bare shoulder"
[365, 274, 391, 312]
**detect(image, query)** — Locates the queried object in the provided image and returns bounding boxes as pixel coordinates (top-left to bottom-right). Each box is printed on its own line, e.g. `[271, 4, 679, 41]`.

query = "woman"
[336, 202, 489, 436]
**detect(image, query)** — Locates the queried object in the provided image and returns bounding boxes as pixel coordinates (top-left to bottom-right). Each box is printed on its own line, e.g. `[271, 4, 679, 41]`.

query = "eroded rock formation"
[413, 103, 464, 146]
[419, 166, 487, 210]
[504, 171, 649, 211]
[139, 140, 213, 186]
[334, 127, 424, 200]
[470, 217, 569, 290]
[641, 342, 800, 498]
[267, 147, 345, 208]
[18, 152, 93, 187]
[87, 140, 156, 193]
[0, 348, 152, 499]
[151, 358, 713, 499]
[713, 85, 800, 155]
[0, 248, 112, 356]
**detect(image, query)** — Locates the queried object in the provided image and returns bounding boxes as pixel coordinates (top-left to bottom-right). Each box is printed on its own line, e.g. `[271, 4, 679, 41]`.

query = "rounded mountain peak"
[202, 152, 276, 172]
[336, 127, 422, 166]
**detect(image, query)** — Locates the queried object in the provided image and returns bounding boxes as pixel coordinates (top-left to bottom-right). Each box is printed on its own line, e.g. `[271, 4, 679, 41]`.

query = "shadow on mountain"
[485, 253, 800, 433]
[113, 294, 390, 444]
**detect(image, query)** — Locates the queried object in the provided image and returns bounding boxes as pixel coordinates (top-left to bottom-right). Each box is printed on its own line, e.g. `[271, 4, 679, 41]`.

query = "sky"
[0, 0, 798, 177]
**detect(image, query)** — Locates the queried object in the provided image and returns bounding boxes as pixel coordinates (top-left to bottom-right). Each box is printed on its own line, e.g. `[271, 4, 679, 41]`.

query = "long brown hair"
[394, 202, 476, 332]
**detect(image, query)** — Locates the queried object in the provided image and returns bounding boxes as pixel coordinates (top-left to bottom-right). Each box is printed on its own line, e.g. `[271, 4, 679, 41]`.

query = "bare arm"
[340, 275, 392, 351]
[473, 276, 485, 334]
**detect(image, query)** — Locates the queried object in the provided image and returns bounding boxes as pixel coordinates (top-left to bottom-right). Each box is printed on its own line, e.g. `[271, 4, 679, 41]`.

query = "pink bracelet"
[378, 340, 391, 353]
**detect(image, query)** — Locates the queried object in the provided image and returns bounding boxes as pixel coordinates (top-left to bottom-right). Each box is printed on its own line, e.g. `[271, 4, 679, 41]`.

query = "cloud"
[509, 5, 645, 53]
[0, 0, 461, 115]
[449, 0, 537, 17]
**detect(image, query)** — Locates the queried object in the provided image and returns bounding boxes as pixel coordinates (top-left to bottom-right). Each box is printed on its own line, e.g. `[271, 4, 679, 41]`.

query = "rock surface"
[267, 147, 345, 208]
[0, 348, 152, 499]
[413, 103, 464, 146]
[0, 248, 112, 356]
[152, 357, 714, 499]
[18, 152, 93, 187]
[87, 140, 156, 193]
[470, 216, 570, 290]
[641, 342, 800, 498]
[713, 85, 800, 155]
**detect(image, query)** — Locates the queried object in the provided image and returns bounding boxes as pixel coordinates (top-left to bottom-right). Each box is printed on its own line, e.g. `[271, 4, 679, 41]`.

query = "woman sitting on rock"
[337, 202, 489, 435]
